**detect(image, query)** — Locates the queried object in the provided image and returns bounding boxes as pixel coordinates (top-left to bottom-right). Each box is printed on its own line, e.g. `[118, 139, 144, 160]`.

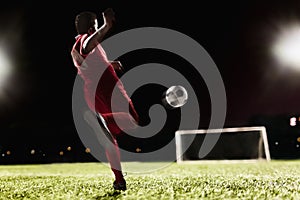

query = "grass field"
[0, 160, 299, 199]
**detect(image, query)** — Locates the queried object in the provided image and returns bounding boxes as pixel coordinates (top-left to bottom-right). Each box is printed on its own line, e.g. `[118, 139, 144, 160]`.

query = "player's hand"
[102, 8, 115, 29]
[110, 61, 124, 73]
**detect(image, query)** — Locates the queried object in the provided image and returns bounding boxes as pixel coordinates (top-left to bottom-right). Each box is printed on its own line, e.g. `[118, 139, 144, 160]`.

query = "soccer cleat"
[113, 179, 127, 191]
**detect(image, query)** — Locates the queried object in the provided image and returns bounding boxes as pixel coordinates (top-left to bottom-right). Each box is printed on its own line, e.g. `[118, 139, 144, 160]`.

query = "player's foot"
[113, 179, 127, 191]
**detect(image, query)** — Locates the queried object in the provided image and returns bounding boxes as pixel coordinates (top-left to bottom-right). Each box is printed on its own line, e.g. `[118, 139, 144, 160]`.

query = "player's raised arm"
[82, 8, 115, 54]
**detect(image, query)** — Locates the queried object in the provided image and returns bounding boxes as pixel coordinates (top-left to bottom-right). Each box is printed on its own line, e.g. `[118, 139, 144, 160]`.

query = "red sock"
[111, 168, 124, 182]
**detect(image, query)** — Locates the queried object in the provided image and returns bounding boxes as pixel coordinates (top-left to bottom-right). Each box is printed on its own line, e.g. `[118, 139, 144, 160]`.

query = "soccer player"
[70, 8, 139, 191]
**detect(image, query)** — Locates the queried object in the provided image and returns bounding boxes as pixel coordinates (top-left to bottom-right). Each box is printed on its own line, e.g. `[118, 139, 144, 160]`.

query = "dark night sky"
[1, 0, 300, 141]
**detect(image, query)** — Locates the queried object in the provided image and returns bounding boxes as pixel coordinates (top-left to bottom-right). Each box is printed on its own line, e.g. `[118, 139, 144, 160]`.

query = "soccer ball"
[162, 85, 188, 109]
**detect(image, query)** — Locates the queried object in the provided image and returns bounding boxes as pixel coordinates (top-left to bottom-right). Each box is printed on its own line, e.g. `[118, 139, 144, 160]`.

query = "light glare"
[290, 117, 297, 126]
[272, 25, 300, 71]
[0, 47, 12, 87]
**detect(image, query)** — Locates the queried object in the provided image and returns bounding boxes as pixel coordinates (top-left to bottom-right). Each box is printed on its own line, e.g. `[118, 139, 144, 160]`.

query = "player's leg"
[95, 112, 127, 190]
[128, 100, 139, 124]
[102, 112, 137, 134]
[83, 110, 114, 145]
[105, 138, 127, 191]
[101, 100, 140, 134]
[83, 110, 126, 190]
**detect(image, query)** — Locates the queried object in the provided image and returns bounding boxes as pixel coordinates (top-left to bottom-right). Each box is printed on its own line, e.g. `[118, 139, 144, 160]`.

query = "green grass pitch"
[0, 160, 299, 199]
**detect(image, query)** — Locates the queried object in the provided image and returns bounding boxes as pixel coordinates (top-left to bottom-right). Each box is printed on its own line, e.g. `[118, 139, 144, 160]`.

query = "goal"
[175, 126, 271, 163]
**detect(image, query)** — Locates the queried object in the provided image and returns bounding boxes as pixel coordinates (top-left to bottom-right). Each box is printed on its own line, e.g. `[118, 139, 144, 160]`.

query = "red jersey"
[71, 34, 138, 134]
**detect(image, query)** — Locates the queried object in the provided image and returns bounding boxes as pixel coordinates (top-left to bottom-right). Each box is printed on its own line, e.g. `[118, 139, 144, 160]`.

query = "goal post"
[175, 126, 271, 163]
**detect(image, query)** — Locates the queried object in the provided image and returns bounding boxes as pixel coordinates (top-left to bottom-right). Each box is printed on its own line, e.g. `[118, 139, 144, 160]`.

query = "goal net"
[175, 126, 271, 163]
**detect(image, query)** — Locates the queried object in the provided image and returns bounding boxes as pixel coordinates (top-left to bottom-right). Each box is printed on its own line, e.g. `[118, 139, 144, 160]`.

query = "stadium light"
[272, 24, 300, 71]
[290, 117, 297, 126]
[0, 46, 12, 94]
[30, 149, 35, 155]
[85, 148, 91, 153]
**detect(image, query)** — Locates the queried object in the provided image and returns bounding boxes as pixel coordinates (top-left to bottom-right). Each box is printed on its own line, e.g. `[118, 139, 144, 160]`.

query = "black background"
[1, 0, 300, 162]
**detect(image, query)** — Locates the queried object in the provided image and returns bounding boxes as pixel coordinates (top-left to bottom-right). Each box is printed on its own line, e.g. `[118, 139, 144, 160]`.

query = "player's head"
[75, 11, 98, 35]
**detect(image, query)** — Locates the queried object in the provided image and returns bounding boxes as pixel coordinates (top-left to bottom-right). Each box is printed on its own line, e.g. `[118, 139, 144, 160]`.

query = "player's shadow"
[95, 190, 122, 199]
